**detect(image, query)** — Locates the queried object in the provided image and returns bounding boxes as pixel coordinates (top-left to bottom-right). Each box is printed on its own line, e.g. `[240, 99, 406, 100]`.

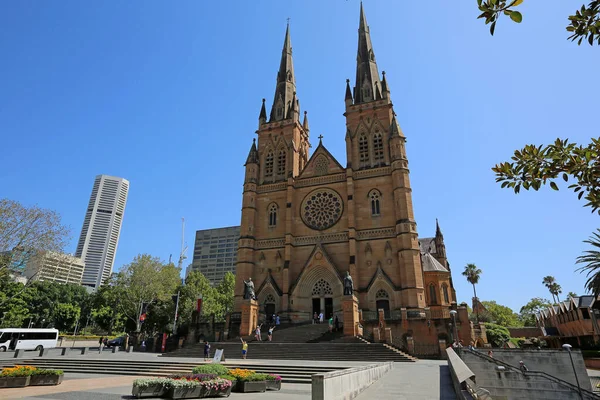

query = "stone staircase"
[0, 358, 340, 384]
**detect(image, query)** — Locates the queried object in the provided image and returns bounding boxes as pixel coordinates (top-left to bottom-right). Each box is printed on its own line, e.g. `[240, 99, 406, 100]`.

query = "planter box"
[207, 386, 233, 397]
[233, 380, 266, 393]
[132, 383, 166, 398]
[265, 380, 281, 391]
[166, 386, 204, 399]
[0, 376, 31, 388]
[30, 374, 64, 386]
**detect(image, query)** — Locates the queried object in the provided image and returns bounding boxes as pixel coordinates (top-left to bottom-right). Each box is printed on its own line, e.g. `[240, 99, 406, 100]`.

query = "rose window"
[301, 188, 343, 230]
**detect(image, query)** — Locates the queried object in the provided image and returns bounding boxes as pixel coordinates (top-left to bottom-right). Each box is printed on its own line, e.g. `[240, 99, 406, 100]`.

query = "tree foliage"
[477, 0, 600, 45]
[0, 198, 70, 281]
[493, 139, 600, 214]
[111, 254, 181, 332]
[519, 297, 552, 326]
[481, 301, 522, 327]
[577, 229, 600, 297]
[483, 322, 512, 347]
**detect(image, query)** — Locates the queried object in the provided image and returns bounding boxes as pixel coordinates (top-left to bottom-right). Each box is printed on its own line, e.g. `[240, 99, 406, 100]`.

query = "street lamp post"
[450, 310, 459, 346]
[562, 343, 583, 400]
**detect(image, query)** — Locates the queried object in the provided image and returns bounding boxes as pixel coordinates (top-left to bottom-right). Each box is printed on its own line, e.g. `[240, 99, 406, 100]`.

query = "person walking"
[240, 338, 248, 359]
[313, 312, 318, 324]
[268, 326, 275, 342]
[487, 350, 494, 358]
[328, 317, 334, 332]
[334, 316, 340, 332]
[519, 361, 529, 373]
[98, 336, 104, 354]
[203, 340, 211, 361]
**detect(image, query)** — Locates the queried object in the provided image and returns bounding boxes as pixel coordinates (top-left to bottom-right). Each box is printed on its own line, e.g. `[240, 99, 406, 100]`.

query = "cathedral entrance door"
[325, 298, 333, 320]
[312, 298, 321, 318]
[265, 303, 275, 319]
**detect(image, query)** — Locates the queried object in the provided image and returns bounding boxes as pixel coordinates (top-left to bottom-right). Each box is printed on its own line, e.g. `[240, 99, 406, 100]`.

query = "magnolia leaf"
[550, 182, 559, 191]
[512, 0, 524, 6]
[510, 11, 523, 23]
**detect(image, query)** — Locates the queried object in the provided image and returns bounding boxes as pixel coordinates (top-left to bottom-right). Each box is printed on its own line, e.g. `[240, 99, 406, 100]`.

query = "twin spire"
[259, 3, 388, 126]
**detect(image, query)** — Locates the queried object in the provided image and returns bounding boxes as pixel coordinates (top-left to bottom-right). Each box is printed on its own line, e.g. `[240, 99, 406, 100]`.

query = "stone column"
[343, 294, 360, 336]
[240, 299, 259, 337]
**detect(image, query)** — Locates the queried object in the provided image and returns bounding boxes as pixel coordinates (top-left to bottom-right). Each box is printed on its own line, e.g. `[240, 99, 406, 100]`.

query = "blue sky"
[1, 1, 598, 312]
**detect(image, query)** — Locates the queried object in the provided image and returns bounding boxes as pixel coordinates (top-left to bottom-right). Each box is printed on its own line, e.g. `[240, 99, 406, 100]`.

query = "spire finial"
[269, 22, 296, 122]
[354, 1, 382, 104]
[318, 134, 323, 143]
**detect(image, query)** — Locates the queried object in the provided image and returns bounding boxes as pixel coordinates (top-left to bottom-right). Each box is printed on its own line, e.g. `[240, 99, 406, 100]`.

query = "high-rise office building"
[75, 175, 129, 288]
[189, 226, 239, 285]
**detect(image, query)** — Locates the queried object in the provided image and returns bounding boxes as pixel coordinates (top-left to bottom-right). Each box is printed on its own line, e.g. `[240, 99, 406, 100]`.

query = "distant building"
[75, 175, 129, 288]
[189, 226, 239, 285]
[24, 251, 85, 285]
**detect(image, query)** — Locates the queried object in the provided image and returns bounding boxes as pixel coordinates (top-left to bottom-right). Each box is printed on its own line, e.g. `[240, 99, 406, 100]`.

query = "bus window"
[0, 332, 12, 342]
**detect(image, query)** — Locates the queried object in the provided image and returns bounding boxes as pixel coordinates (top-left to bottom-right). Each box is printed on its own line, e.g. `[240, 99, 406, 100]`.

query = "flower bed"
[228, 369, 267, 393]
[0, 366, 63, 388]
[132, 377, 170, 398]
[132, 376, 233, 399]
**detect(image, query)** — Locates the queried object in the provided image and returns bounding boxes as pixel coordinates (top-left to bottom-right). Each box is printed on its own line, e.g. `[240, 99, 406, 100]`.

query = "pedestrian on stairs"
[268, 326, 275, 341]
[319, 312, 324, 324]
[203, 340, 211, 361]
[519, 361, 528, 373]
[334, 316, 340, 332]
[240, 338, 248, 359]
[313, 312, 318, 324]
[255, 324, 263, 341]
[276, 315, 280, 326]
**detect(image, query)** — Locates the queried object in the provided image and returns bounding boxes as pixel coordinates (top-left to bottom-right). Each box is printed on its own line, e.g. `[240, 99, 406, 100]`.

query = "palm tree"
[550, 282, 562, 303]
[567, 291, 577, 299]
[462, 264, 482, 322]
[577, 229, 600, 297]
[542, 276, 558, 303]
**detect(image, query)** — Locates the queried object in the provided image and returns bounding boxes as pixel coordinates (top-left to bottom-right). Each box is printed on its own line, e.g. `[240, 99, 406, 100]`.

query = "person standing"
[328, 317, 334, 332]
[268, 326, 275, 342]
[319, 312, 324, 324]
[240, 338, 248, 359]
[203, 340, 211, 361]
[334, 316, 340, 332]
[98, 336, 104, 354]
[313, 312, 318, 324]
[519, 361, 529, 373]
[255, 324, 263, 341]
[276, 315, 280, 326]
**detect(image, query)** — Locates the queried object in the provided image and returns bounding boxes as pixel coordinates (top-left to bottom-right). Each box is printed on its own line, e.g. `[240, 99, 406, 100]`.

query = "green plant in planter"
[32, 369, 64, 376]
[191, 364, 229, 376]
[132, 377, 171, 398]
[219, 374, 238, 384]
[133, 377, 172, 389]
[249, 373, 269, 382]
[29, 370, 64, 386]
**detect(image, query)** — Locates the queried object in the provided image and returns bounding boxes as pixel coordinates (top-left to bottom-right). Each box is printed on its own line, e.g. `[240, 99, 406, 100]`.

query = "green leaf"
[550, 182, 559, 191]
[510, 11, 523, 23]
[512, 0, 524, 6]
[490, 21, 497, 36]
[562, 173, 569, 182]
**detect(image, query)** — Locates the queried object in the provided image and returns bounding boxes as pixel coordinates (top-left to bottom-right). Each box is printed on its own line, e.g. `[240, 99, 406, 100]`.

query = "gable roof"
[419, 237, 436, 255]
[422, 253, 448, 272]
[365, 263, 397, 291]
[288, 243, 344, 295]
[297, 140, 345, 179]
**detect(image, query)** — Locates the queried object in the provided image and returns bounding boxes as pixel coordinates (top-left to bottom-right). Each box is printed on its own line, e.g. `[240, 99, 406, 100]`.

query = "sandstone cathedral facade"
[232, 4, 477, 347]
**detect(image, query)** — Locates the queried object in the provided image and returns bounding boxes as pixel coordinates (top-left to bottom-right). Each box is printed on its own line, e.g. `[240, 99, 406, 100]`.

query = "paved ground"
[0, 360, 456, 399]
[356, 360, 456, 400]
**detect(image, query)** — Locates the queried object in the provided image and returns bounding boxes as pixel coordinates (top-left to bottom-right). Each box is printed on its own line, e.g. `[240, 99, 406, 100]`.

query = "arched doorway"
[375, 289, 391, 319]
[264, 293, 276, 320]
[312, 278, 334, 319]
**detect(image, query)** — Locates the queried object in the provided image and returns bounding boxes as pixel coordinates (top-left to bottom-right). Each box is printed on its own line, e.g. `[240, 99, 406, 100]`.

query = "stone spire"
[302, 111, 310, 132]
[258, 98, 267, 126]
[436, 218, 443, 239]
[245, 138, 259, 165]
[353, 2, 382, 105]
[345, 79, 353, 106]
[270, 22, 297, 122]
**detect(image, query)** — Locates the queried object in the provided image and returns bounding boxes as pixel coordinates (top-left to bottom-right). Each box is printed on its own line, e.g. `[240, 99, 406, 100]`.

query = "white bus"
[0, 328, 59, 352]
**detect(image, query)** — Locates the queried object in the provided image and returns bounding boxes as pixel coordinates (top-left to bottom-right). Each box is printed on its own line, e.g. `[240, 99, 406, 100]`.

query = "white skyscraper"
[76, 175, 129, 288]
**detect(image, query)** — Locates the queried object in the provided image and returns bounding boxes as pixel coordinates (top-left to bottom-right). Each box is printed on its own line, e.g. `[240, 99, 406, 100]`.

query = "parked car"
[106, 336, 125, 348]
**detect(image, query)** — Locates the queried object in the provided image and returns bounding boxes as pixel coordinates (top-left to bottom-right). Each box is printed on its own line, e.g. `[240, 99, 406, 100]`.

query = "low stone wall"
[311, 362, 393, 400]
[585, 358, 600, 369]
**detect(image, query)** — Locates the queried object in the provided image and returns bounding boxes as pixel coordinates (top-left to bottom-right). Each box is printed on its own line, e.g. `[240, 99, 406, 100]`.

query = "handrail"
[462, 349, 599, 398]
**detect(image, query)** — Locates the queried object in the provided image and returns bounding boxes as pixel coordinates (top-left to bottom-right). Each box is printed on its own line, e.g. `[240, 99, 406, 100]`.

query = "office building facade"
[75, 175, 129, 288]
[24, 251, 85, 285]
[189, 226, 239, 285]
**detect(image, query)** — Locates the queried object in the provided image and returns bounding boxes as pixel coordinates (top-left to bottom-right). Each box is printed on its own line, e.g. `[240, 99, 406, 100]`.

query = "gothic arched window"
[265, 151, 274, 178]
[442, 284, 450, 304]
[278, 149, 286, 176]
[373, 132, 384, 164]
[429, 283, 438, 305]
[359, 134, 369, 166]
[265, 293, 276, 304]
[369, 189, 381, 216]
[268, 203, 278, 227]
[312, 279, 333, 297]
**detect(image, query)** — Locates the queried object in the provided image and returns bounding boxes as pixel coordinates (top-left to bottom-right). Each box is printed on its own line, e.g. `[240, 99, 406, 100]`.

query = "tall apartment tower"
[75, 175, 129, 288]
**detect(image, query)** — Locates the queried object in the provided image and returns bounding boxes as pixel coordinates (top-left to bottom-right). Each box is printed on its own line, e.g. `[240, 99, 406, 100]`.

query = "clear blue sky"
[1, 1, 598, 312]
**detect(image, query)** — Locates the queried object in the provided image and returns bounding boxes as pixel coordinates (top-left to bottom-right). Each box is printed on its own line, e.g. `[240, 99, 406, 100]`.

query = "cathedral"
[232, 4, 479, 348]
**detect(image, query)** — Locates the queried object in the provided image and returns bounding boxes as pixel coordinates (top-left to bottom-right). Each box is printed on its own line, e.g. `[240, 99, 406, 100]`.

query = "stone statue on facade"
[343, 271, 354, 296]
[243, 277, 256, 300]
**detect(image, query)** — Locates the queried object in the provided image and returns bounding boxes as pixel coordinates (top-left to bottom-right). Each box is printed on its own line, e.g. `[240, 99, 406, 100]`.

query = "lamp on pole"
[450, 310, 459, 347]
[562, 344, 583, 400]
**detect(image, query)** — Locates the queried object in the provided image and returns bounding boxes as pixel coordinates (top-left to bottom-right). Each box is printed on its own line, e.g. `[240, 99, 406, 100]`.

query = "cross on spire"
[318, 134, 324, 142]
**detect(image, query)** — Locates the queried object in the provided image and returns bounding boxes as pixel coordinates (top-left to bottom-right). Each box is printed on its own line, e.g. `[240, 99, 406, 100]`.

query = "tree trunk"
[472, 283, 479, 323]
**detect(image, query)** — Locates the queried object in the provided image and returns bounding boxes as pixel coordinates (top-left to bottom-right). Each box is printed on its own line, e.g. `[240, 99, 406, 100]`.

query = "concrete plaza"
[0, 359, 456, 399]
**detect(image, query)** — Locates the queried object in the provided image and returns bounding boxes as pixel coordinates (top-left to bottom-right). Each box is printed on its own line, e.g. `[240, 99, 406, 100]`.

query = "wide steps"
[0, 358, 341, 384]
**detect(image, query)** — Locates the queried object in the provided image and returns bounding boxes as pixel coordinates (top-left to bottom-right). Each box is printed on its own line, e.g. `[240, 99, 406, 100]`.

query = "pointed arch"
[264, 148, 274, 179]
[442, 283, 450, 304]
[373, 131, 384, 164]
[428, 283, 438, 305]
[268, 203, 278, 227]
[368, 189, 381, 216]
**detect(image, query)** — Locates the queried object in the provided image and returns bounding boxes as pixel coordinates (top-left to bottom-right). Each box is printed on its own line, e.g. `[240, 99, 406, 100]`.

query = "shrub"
[32, 369, 63, 376]
[266, 374, 282, 381]
[192, 364, 229, 376]
[168, 373, 217, 381]
[483, 323, 511, 347]
[133, 378, 172, 389]
[252, 373, 269, 381]
[1, 366, 37, 377]
[219, 374, 238, 384]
